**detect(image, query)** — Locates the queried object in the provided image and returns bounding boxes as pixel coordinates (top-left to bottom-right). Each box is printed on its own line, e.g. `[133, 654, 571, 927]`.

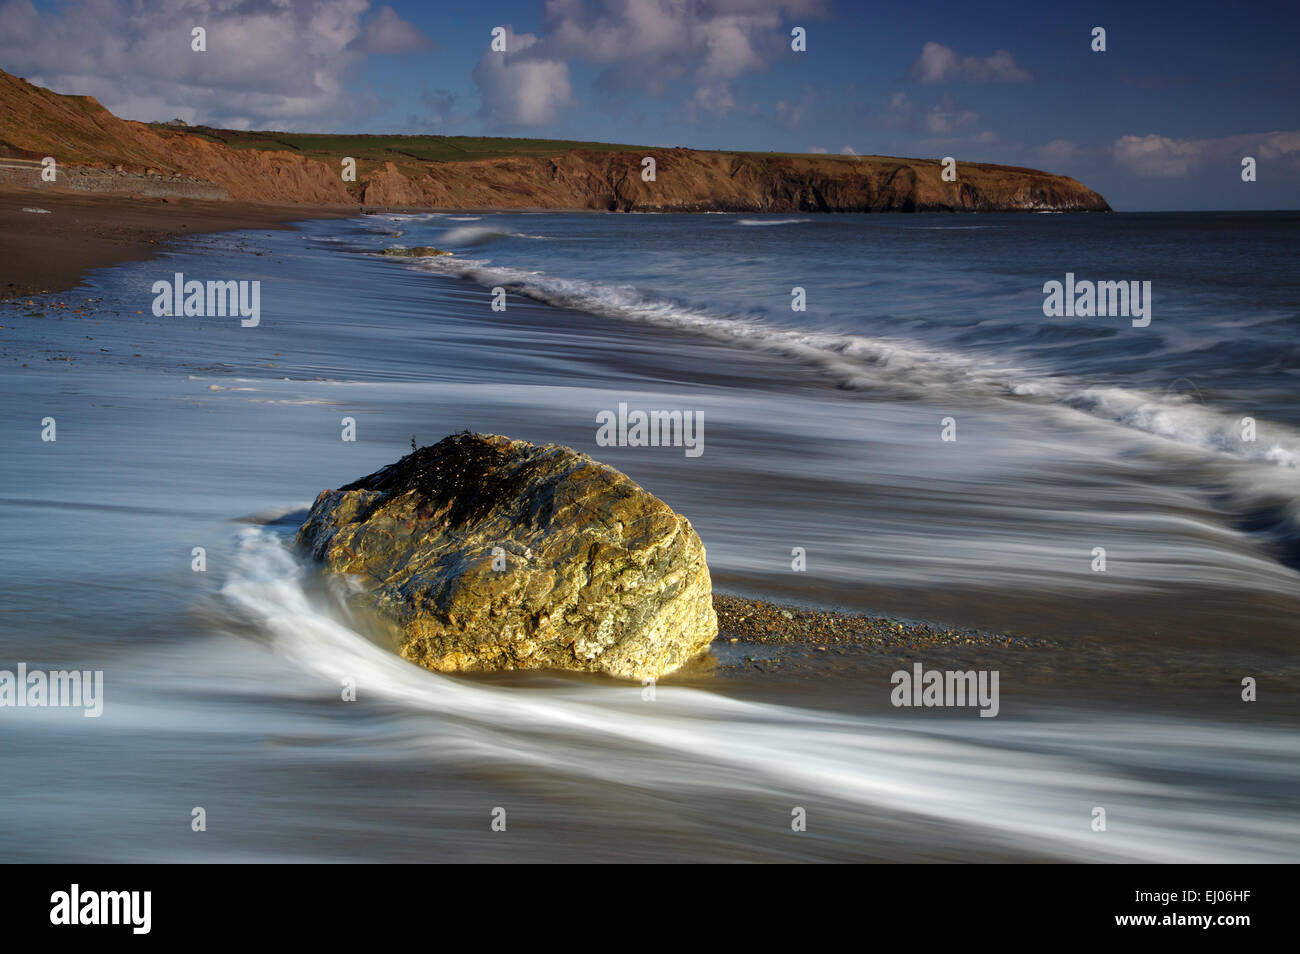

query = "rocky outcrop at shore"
[296, 433, 717, 680]
[378, 246, 452, 257]
[1, 69, 1110, 213]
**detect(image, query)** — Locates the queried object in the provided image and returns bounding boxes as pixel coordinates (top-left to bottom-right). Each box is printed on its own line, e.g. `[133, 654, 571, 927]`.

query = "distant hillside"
[0, 69, 1111, 213]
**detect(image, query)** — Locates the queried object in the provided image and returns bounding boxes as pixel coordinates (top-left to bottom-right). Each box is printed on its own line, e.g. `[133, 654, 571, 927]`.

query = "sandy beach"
[0, 186, 354, 301]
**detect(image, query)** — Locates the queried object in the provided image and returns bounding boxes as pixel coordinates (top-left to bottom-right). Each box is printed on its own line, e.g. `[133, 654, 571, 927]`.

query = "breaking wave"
[438, 225, 546, 246]
[410, 253, 1300, 561]
[418, 255, 1299, 466]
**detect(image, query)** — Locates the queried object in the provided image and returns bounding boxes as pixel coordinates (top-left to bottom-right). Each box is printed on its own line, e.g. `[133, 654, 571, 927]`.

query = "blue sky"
[3, 0, 1298, 210]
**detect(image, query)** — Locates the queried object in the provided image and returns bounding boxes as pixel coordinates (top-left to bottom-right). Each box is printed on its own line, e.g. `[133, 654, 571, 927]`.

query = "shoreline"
[0, 186, 355, 301]
[5, 194, 1295, 721]
[0, 185, 1108, 303]
[700, 592, 1299, 719]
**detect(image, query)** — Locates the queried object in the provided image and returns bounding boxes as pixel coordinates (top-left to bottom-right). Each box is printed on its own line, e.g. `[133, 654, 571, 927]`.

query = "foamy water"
[10, 526, 1284, 862]
[416, 240, 1300, 477]
[1, 209, 1297, 861]
[186, 528, 1300, 861]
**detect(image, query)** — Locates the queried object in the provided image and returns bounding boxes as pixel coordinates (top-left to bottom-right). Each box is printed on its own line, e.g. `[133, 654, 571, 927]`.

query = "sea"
[1, 209, 1296, 861]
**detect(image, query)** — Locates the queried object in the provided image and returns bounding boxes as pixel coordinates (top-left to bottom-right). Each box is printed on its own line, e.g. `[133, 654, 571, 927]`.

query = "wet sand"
[0, 186, 352, 301]
[664, 593, 1300, 720]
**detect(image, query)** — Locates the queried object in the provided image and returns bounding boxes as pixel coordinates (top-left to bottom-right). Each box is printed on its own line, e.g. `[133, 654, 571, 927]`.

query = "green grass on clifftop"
[148, 125, 889, 176]
[152, 126, 651, 176]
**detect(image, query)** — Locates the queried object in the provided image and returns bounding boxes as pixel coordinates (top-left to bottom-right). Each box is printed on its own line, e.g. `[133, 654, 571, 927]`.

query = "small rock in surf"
[379, 246, 452, 257]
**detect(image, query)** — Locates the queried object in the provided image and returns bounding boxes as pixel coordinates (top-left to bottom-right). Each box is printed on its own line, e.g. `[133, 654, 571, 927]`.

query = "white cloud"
[0, 0, 427, 129]
[1038, 139, 1079, 165]
[1112, 130, 1300, 177]
[1252, 130, 1300, 161]
[909, 42, 1032, 85]
[473, 29, 575, 127]
[1112, 134, 1204, 177]
[839, 145, 858, 155]
[887, 92, 979, 134]
[689, 82, 737, 117]
[700, 15, 768, 78]
[348, 5, 434, 55]
[538, 0, 828, 115]
[924, 100, 979, 134]
[909, 42, 958, 85]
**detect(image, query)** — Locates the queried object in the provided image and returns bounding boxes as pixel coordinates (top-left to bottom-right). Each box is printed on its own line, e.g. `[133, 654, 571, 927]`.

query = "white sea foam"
[416, 254, 1300, 473]
[438, 225, 546, 246]
[213, 527, 1300, 864]
[375, 212, 444, 222]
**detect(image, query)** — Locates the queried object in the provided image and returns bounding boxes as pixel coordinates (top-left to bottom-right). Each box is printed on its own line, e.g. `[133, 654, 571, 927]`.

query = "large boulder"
[296, 432, 717, 679]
